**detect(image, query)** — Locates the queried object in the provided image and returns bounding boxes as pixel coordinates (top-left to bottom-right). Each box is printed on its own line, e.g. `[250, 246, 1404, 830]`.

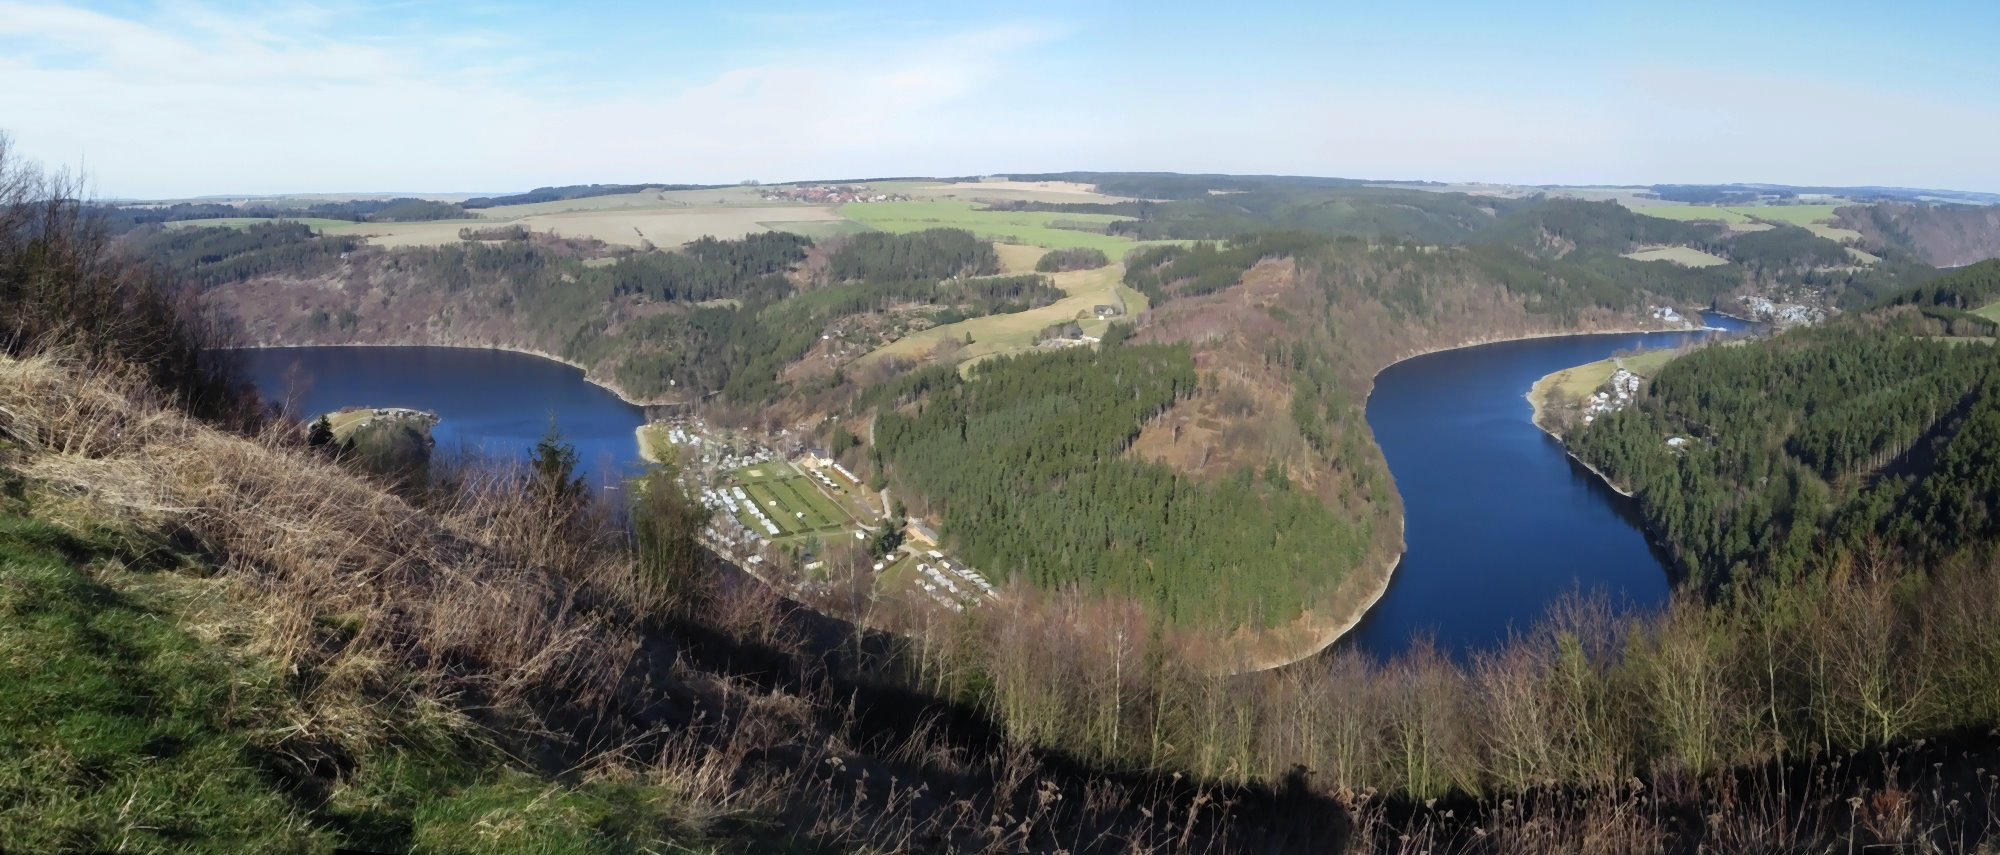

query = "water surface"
[1353, 319, 1748, 658]
[237, 346, 646, 490]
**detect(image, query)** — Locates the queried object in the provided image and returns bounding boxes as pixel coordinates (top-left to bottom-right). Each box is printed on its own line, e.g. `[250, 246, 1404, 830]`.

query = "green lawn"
[874, 553, 919, 589]
[779, 476, 853, 527]
[767, 479, 834, 530]
[739, 476, 858, 535]
[840, 200, 1165, 257]
[741, 483, 804, 534]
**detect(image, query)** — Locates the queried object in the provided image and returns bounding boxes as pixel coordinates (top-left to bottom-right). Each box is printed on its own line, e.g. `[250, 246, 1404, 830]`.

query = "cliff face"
[1838, 202, 2000, 268]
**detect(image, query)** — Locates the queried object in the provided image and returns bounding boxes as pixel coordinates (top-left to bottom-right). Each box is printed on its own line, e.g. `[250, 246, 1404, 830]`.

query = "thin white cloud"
[0, 2, 1064, 195]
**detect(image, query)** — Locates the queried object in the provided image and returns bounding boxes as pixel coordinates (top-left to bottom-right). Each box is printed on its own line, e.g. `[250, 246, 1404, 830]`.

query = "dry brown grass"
[0, 354, 636, 739]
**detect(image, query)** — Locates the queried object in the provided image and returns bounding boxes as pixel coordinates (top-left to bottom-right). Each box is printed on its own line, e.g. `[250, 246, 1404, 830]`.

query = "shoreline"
[1524, 376, 1639, 499]
[1240, 319, 1701, 673]
[221, 341, 671, 408]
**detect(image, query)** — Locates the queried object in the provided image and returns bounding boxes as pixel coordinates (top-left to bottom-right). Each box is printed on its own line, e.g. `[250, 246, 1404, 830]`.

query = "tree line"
[98, 197, 468, 233]
[827, 228, 1002, 281]
[1033, 246, 1109, 272]
[129, 221, 357, 289]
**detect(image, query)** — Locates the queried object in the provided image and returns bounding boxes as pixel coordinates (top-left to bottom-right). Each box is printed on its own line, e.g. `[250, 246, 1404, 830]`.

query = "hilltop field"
[162, 179, 1140, 249]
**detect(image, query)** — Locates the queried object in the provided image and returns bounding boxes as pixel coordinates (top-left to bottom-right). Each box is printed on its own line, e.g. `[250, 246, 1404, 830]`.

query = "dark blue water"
[236, 346, 647, 490]
[1352, 317, 1750, 658]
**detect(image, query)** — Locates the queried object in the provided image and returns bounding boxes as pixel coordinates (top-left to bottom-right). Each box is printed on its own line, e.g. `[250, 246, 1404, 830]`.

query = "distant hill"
[1837, 201, 2000, 268]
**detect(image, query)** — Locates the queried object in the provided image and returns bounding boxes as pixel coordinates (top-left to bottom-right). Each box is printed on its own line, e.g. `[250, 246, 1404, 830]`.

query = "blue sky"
[2, 0, 1996, 197]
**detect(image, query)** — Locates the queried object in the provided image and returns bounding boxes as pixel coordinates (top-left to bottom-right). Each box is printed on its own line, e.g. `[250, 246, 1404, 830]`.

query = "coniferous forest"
[871, 343, 1371, 629]
[1570, 260, 2000, 590]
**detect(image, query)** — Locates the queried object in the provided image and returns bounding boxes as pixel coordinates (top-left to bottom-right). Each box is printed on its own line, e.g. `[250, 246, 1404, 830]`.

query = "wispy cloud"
[0, 2, 1065, 195]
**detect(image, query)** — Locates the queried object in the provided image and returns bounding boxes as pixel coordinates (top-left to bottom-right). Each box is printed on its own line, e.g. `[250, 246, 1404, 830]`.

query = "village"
[1576, 367, 1643, 426]
[1739, 294, 1828, 326]
[759, 184, 911, 205]
[641, 417, 998, 613]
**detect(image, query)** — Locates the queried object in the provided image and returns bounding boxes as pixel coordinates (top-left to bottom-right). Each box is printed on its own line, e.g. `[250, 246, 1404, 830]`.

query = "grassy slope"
[859, 263, 1148, 370]
[0, 490, 720, 855]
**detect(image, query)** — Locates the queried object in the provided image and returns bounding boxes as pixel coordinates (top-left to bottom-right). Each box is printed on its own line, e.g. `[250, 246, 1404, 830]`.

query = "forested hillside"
[1569, 260, 2000, 590]
[872, 343, 1371, 629]
[1837, 201, 2000, 268]
[1473, 199, 1942, 309]
[183, 224, 1054, 407]
[995, 172, 1534, 242]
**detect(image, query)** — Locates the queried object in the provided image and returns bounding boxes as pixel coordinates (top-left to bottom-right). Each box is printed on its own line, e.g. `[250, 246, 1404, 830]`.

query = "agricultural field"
[470, 186, 780, 218]
[1729, 204, 1866, 242]
[1630, 205, 1755, 224]
[1732, 205, 1843, 226]
[858, 262, 1149, 371]
[757, 218, 875, 241]
[157, 180, 1140, 252]
[169, 188, 848, 249]
[1621, 246, 1731, 267]
[510, 206, 847, 248]
[903, 179, 1133, 205]
[840, 200, 1158, 256]
[1631, 203, 1865, 242]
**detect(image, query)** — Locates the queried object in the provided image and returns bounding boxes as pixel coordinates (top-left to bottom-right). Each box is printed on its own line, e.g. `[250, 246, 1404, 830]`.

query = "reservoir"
[235, 320, 1747, 660]
[1351, 316, 1750, 658]
[236, 346, 647, 490]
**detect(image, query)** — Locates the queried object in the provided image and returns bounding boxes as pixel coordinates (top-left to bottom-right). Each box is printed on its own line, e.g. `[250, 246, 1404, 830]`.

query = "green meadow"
[840, 200, 1156, 256]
